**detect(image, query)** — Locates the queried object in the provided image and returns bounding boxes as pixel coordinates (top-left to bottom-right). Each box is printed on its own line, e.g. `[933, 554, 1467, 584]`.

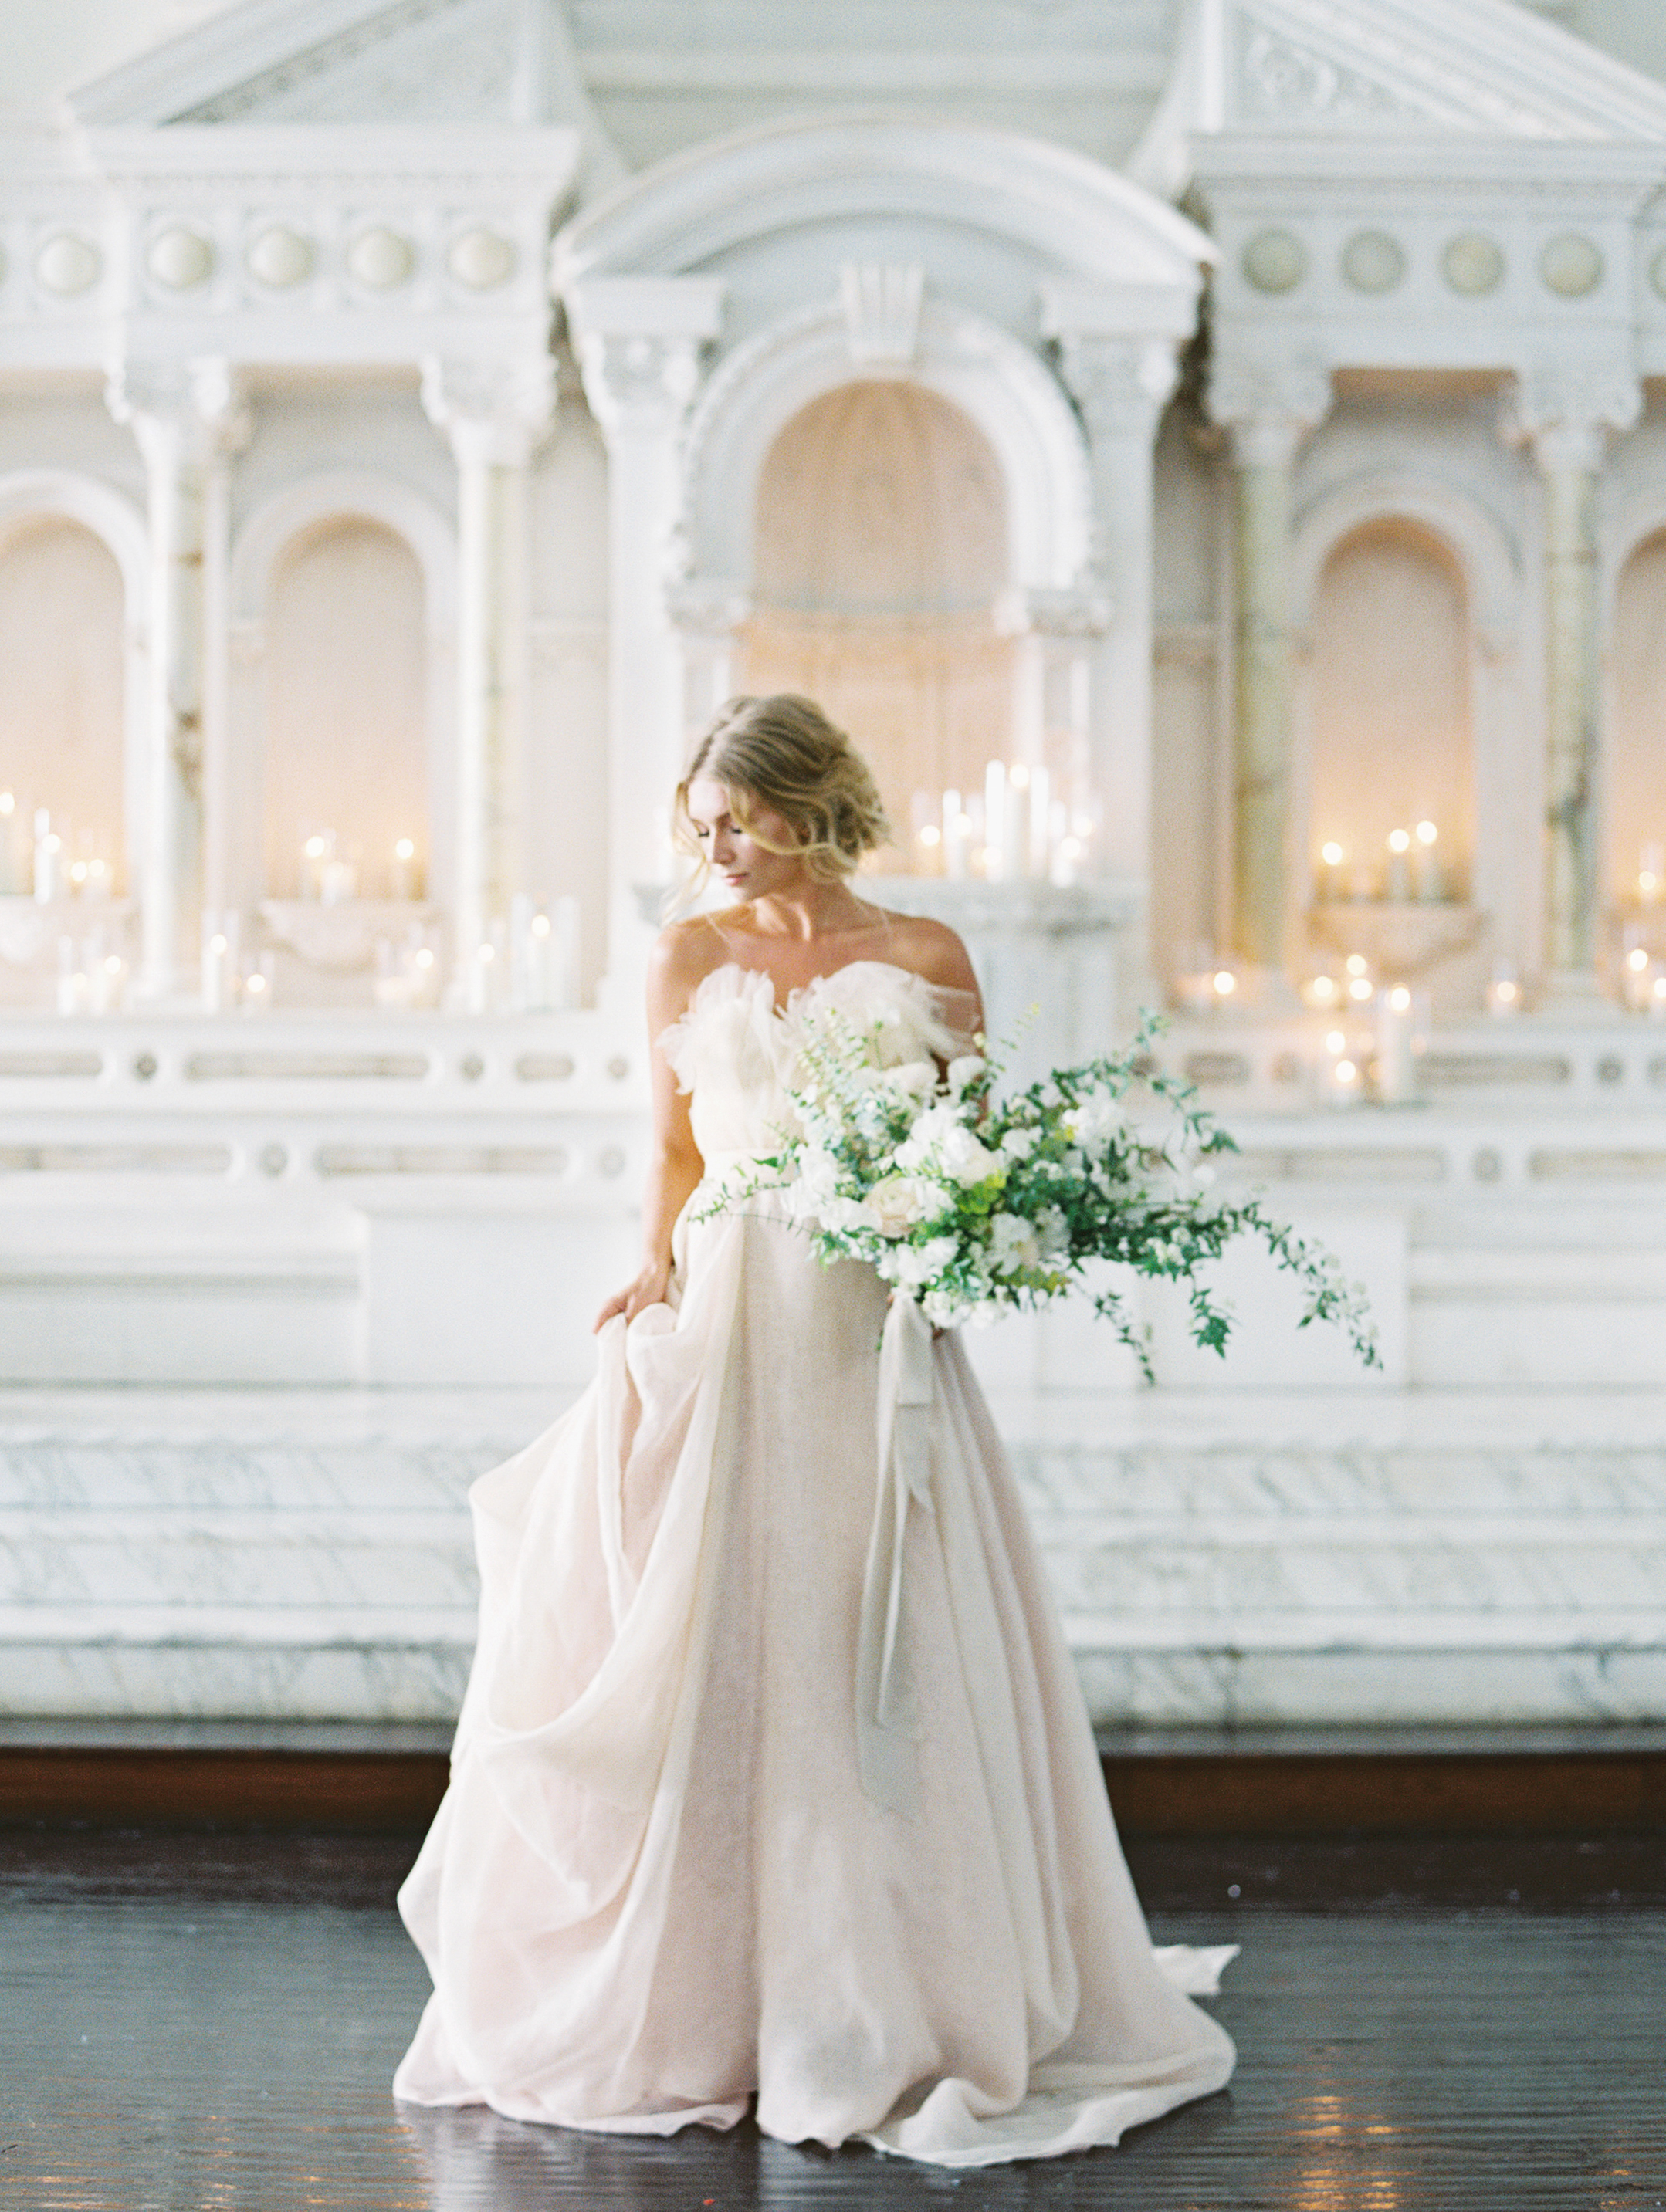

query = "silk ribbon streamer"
[856, 1292, 937, 1818]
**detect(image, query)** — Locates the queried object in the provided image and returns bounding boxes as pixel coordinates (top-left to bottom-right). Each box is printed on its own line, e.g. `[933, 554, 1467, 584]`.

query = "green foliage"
[698, 1007, 1380, 1376]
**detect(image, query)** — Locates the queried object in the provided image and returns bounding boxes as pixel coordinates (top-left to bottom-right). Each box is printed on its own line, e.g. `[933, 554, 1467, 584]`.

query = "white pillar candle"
[318, 857, 357, 906]
[1640, 844, 1665, 908]
[391, 837, 418, 902]
[1316, 841, 1345, 904]
[552, 895, 580, 1010]
[90, 952, 124, 1016]
[1025, 763, 1051, 880]
[56, 937, 90, 1016]
[1412, 820, 1443, 903]
[1375, 984, 1417, 1103]
[0, 792, 18, 895]
[984, 762, 1008, 882]
[941, 790, 969, 881]
[1485, 962, 1522, 1016]
[33, 811, 62, 903]
[1318, 1028, 1363, 1109]
[1385, 828, 1412, 902]
[201, 912, 238, 1013]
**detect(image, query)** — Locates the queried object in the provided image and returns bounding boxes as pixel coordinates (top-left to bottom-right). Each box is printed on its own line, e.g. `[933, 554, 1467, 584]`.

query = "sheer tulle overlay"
[394, 961, 1236, 2166]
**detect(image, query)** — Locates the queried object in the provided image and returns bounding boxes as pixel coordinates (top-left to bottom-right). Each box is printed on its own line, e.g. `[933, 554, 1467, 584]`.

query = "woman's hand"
[594, 1260, 672, 1332]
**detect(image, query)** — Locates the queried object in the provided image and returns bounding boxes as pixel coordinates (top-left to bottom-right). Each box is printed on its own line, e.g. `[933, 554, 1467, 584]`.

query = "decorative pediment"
[67, 0, 621, 192]
[1131, 0, 1666, 197]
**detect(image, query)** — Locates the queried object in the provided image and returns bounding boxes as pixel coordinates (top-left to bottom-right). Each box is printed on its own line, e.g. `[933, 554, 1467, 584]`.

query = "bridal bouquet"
[707, 1009, 1379, 1374]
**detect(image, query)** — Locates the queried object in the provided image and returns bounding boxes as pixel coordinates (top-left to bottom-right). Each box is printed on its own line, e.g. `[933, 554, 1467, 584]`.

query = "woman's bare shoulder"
[875, 910, 980, 996]
[648, 915, 731, 1006]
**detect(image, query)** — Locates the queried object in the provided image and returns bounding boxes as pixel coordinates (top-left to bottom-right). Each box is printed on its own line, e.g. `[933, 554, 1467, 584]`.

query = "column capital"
[421, 356, 556, 470]
[1501, 367, 1642, 473]
[106, 357, 250, 468]
[1052, 333, 1184, 448]
[565, 275, 725, 438]
[1207, 357, 1332, 469]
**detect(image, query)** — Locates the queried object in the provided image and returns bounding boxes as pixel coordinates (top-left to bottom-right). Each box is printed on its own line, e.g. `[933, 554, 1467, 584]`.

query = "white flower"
[938, 1125, 1003, 1187]
[879, 1058, 939, 1101]
[989, 1211, 1041, 1272]
[882, 1235, 958, 1290]
[946, 1054, 986, 1098]
[999, 1125, 1037, 1161]
[1036, 1206, 1068, 1262]
[1062, 1086, 1128, 1152]
[892, 1101, 960, 1171]
[864, 1173, 952, 1239]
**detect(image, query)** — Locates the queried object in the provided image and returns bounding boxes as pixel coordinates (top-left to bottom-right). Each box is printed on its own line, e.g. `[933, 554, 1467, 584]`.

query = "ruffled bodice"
[659, 959, 976, 1166]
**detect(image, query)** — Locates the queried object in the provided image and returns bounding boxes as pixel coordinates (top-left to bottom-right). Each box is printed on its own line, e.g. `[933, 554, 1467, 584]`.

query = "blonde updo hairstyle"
[672, 694, 890, 898]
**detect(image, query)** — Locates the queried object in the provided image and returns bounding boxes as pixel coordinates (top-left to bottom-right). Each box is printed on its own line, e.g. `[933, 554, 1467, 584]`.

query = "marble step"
[2, 1388, 1662, 1728]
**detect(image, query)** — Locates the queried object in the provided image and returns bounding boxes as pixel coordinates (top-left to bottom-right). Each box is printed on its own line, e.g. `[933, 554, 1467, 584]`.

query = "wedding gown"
[394, 957, 1236, 2167]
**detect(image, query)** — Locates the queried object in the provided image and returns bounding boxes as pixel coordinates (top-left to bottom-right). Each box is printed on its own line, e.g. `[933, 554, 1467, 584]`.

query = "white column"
[566, 277, 724, 993]
[107, 359, 247, 1000]
[1045, 320, 1189, 989]
[422, 358, 555, 976]
[1207, 365, 1331, 982]
[667, 579, 753, 736]
[1506, 374, 1640, 993]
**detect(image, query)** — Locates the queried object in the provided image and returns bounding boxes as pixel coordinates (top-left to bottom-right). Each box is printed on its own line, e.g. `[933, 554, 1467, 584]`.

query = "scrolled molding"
[564, 276, 726, 441]
[1207, 357, 1333, 468]
[1502, 368, 1642, 474]
[105, 356, 251, 470]
[1052, 332, 1184, 447]
[420, 355, 556, 469]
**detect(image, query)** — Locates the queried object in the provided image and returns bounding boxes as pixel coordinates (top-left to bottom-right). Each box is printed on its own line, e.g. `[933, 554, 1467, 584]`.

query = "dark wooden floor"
[2, 1831, 1664, 2210]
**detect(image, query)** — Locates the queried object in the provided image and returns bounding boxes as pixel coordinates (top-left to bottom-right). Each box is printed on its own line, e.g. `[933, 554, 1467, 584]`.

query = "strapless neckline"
[700, 955, 936, 1019]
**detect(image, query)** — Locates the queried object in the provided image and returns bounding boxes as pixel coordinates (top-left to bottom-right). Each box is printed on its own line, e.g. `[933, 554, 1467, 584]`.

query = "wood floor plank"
[2, 1835, 1662, 2210]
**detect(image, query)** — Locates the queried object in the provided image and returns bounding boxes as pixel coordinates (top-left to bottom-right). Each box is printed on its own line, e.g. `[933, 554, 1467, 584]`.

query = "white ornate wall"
[1, 0, 1664, 1736]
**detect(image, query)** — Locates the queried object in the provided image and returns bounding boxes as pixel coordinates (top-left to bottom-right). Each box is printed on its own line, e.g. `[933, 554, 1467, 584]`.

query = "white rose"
[865, 1173, 950, 1238]
[938, 1125, 1003, 1187]
[946, 1054, 987, 1098]
[884, 1235, 959, 1290]
[1062, 1086, 1128, 1152]
[999, 1126, 1037, 1161]
[879, 1058, 940, 1101]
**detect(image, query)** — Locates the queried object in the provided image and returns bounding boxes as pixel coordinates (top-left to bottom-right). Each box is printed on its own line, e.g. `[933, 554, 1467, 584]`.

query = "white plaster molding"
[1132, 0, 1666, 198]
[107, 357, 252, 469]
[1502, 368, 1644, 474]
[1207, 357, 1333, 464]
[839, 263, 924, 374]
[229, 469, 457, 630]
[555, 115, 1214, 296]
[0, 471, 150, 610]
[420, 355, 557, 468]
[1290, 473, 1519, 638]
[565, 276, 726, 438]
[676, 295, 1095, 597]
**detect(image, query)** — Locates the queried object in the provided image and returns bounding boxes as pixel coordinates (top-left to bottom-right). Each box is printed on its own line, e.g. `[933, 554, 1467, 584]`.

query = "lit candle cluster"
[298, 829, 425, 905]
[55, 930, 127, 1016]
[459, 896, 581, 1015]
[1313, 977, 1421, 1107]
[911, 765, 1099, 885]
[1315, 820, 1446, 905]
[200, 911, 274, 1014]
[0, 793, 116, 903]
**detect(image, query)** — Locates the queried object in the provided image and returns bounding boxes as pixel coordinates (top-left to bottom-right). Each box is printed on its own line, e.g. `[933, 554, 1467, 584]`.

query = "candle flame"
[1324, 1030, 1346, 1054]
[1211, 969, 1236, 996]
[1495, 979, 1518, 1003]
[1387, 828, 1411, 854]
[1320, 841, 1344, 867]
[304, 836, 327, 859]
[1335, 1059, 1359, 1084]
[1388, 986, 1412, 1012]
[1627, 946, 1649, 973]
[530, 914, 551, 938]
[415, 948, 434, 969]
[1414, 820, 1437, 846]
[394, 838, 415, 860]
[1346, 954, 1369, 976]
[919, 824, 941, 846]
[1310, 976, 1337, 1002]
[1348, 977, 1374, 1002]
[0, 791, 12, 815]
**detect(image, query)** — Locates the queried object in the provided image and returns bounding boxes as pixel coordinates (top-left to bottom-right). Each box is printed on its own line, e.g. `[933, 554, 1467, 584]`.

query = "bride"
[393, 693, 1235, 2167]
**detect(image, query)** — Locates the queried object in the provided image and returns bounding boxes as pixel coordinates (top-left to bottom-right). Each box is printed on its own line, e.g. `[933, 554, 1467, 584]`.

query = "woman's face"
[686, 776, 806, 901]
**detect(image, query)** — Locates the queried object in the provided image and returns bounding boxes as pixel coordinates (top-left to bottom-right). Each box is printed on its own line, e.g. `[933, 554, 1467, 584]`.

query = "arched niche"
[228, 474, 455, 919]
[739, 381, 1014, 847]
[1309, 519, 1474, 899]
[0, 516, 127, 887]
[262, 516, 428, 900]
[1290, 478, 1522, 983]
[0, 474, 147, 900]
[1608, 527, 1666, 909]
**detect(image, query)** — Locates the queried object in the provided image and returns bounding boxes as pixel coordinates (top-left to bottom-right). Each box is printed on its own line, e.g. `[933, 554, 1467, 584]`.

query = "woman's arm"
[592, 928, 713, 1330]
